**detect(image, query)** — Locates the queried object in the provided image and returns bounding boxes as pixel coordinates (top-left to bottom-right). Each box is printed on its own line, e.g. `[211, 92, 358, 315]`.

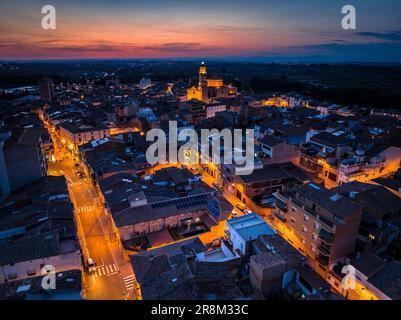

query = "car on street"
[236, 203, 247, 212]
[86, 258, 96, 272]
[231, 210, 240, 218]
[212, 182, 223, 192]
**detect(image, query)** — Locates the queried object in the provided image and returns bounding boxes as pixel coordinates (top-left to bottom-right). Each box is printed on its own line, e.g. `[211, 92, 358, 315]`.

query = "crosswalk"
[94, 264, 119, 277]
[123, 275, 136, 291]
[67, 180, 87, 187]
[76, 205, 96, 213]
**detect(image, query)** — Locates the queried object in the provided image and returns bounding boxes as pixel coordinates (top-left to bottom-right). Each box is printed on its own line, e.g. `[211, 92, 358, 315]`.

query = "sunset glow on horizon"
[1, 0, 401, 61]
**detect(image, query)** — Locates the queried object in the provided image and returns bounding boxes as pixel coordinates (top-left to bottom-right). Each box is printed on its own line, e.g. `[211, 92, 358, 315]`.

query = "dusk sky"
[1, 0, 401, 61]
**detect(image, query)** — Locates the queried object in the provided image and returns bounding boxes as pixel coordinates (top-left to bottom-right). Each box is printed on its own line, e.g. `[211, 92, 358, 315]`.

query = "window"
[311, 245, 316, 252]
[292, 208, 296, 212]
[301, 238, 305, 244]
[302, 226, 308, 233]
[334, 215, 343, 224]
[304, 215, 309, 222]
[312, 233, 318, 241]
[27, 269, 36, 276]
[290, 217, 296, 223]
[314, 222, 319, 229]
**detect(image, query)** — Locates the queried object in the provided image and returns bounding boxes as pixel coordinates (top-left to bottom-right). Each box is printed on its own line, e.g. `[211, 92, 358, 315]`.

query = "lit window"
[312, 233, 318, 241]
[302, 226, 307, 233]
[314, 222, 319, 229]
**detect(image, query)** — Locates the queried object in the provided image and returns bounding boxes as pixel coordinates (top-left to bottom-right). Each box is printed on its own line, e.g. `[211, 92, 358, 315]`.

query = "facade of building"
[58, 122, 110, 148]
[206, 103, 227, 119]
[0, 176, 81, 283]
[225, 213, 276, 257]
[0, 127, 47, 197]
[38, 78, 55, 102]
[273, 183, 363, 277]
[259, 135, 300, 165]
[299, 131, 401, 188]
[186, 62, 237, 103]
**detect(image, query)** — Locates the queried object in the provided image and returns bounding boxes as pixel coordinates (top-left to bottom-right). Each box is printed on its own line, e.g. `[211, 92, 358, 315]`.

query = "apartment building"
[273, 183, 363, 277]
[229, 162, 310, 204]
[0, 126, 47, 197]
[299, 131, 401, 188]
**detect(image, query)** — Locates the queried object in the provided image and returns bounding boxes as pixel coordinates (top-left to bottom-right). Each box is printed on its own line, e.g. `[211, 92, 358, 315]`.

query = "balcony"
[319, 229, 334, 244]
[317, 244, 332, 256]
[318, 215, 334, 228]
[316, 254, 329, 266]
[273, 211, 287, 223]
[223, 238, 234, 253]
[275, 191, 290, 203]
[275, 198, 288, 212]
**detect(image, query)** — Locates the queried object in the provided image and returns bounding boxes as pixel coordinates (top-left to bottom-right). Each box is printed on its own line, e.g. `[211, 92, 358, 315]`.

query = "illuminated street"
[1, 12, 401, 305]
[43, 119, 140, 300]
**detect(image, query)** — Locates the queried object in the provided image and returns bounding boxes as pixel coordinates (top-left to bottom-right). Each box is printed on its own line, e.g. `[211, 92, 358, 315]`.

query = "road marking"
[123, 275, 136, 291]
[76, 205, 96, 213]
[95, 264, 119, 278]
[67, 180, 87, 187]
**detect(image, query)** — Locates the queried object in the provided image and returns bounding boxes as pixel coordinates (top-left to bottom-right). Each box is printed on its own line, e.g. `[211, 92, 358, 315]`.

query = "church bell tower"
[198, 61, 207, 88]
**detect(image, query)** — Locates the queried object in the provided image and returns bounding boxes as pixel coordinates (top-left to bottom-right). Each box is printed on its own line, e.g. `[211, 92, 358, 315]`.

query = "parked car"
[236, 203, 247, 212]
[231, 210, 240, 218]
[212, 182, 223, 192]
[244, 209, 253, 215]
[86, 258, 96, 272]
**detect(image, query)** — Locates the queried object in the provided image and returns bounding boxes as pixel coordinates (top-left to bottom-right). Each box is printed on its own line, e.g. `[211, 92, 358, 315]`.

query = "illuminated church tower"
[198, 61, 207, 87]
[186, 61, 237, 103]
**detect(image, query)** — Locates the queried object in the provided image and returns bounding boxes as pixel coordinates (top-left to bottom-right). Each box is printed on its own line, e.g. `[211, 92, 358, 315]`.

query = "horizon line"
[1, 56, 401, 64]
